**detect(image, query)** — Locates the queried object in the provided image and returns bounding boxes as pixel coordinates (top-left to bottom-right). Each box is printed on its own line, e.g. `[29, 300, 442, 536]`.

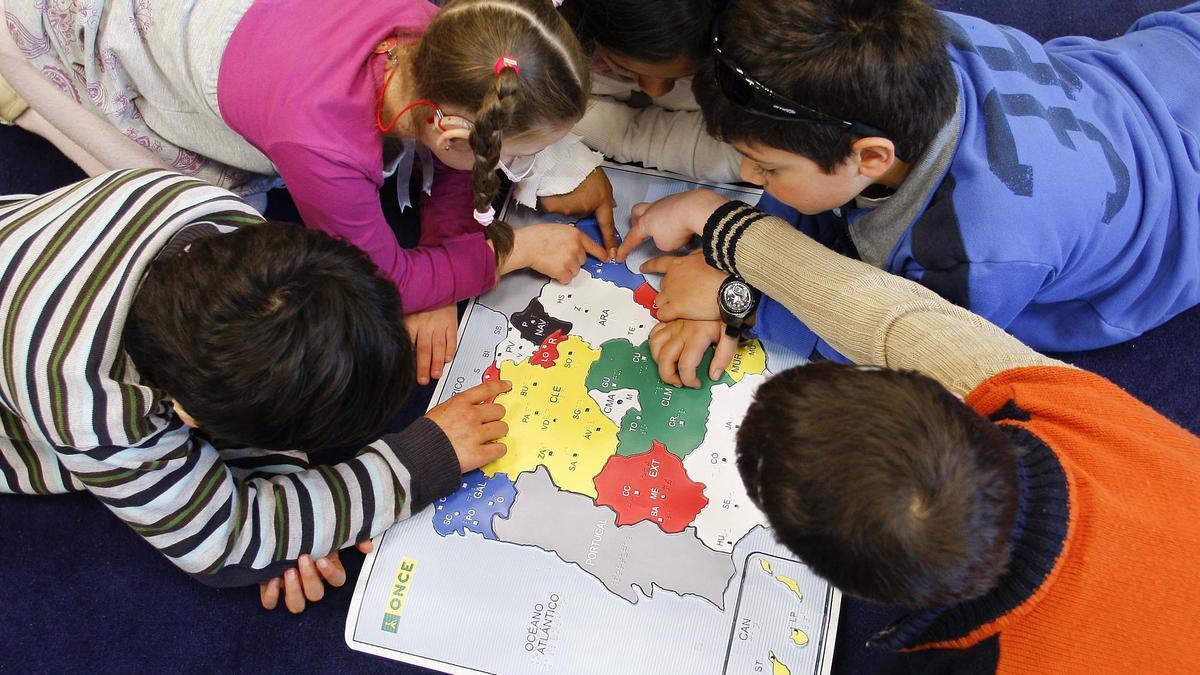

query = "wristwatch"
[717, 275, 761, 338]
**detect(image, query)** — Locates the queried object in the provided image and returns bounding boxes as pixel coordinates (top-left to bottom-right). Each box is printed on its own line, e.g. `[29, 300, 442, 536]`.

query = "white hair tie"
[474, 205, 496, 227]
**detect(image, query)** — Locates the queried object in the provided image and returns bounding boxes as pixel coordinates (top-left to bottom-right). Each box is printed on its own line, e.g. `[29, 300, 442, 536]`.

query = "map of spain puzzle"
[346, 164, 841, 674]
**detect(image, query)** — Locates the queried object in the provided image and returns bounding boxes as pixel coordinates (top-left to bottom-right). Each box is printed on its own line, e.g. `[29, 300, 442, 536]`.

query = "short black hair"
[694, 0, 957, 172]
[560, 0, 717, 62]
[125, 222, 413, 450]
[737, 363, 1019, 608]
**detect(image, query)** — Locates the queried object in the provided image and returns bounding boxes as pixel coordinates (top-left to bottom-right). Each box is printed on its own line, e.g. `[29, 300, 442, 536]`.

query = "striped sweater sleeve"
[55, 417, 459, 587]
[0, 170, 461, 586]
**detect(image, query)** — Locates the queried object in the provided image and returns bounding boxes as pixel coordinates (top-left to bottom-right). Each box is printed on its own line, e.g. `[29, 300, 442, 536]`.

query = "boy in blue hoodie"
[621, 0, 1200, 381]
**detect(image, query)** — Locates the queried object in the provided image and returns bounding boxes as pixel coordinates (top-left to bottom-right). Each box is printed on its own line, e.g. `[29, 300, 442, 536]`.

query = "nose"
[739, 158, 764, 185]
[637, 75, 676, 98]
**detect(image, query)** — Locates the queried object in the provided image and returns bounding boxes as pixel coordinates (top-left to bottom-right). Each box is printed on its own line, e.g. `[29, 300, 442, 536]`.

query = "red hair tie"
[493, 55, 520, 75]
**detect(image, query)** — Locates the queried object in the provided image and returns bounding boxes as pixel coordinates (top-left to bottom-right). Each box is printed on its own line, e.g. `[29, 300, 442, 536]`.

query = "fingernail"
[286, 569, 297, 581]
[317, 558, 331, 570]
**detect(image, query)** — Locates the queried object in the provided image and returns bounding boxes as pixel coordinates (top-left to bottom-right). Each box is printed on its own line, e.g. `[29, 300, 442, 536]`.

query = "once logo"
[380, 557, 418, 633]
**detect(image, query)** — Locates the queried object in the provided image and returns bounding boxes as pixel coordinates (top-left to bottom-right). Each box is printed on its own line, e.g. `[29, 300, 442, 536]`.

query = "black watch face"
[720, 280, 754, 315]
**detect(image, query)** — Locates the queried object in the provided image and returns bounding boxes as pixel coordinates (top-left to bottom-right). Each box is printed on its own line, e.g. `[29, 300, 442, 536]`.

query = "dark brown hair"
[412, 0, 591, 264]
[124, 222, 413, 450]
[694, 0, 956, 172]
[560, 0, 717, 63]
[737, 363, 1019, 608]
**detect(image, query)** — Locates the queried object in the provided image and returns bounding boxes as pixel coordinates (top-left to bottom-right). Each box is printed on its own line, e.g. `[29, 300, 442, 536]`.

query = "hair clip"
[493, 55, 520, 75]
[474, 205, 496, 227]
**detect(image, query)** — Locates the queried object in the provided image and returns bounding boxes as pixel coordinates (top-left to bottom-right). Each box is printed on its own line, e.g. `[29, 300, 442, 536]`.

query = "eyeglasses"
[497, 153, 536, 182]
[710, 21, 890, 139]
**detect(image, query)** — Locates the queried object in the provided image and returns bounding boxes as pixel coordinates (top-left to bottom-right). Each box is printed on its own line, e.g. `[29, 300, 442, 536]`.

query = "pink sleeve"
[418, 157, 485, 246]
[267, 141, 497, 312]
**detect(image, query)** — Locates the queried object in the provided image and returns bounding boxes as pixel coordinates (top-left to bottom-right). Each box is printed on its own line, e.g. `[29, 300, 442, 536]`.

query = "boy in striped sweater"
[0, 169, 508, 608]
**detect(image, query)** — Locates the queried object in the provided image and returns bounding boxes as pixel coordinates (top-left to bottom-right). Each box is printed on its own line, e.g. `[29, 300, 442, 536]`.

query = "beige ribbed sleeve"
[702, 203, 1068, 396]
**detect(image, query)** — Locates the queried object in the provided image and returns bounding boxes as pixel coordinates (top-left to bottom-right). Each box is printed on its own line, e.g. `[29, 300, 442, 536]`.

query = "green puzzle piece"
[585, 338, 735, 461]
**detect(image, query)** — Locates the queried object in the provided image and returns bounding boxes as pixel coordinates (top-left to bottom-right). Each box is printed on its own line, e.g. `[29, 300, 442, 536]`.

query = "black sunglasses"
[711, 21, 890, 139]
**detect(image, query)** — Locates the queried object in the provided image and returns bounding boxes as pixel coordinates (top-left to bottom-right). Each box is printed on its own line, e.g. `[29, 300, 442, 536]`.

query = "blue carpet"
[0, 2, 1195, 673]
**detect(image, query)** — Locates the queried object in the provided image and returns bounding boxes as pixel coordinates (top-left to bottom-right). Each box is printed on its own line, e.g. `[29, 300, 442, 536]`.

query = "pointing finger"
[594, 198, 618, 258]
[461, 379, 511, 404]
[576, 228, 609, 262]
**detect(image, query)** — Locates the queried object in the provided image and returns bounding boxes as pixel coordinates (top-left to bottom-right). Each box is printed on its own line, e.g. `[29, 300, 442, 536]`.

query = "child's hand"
[640, 250, 727, 321]
[617, 189, 730, 262]
[507, 222, 608, 284]
[259, 540, 374, 614]
[648, 319, 741, 388]
[404, 304, 458, 386]
[425, 379, 512, 472]
[538, 168, 618, 259]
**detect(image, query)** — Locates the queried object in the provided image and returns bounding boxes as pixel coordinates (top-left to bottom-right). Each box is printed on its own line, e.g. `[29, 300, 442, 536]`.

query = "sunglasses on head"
[711, 21, 890, 139]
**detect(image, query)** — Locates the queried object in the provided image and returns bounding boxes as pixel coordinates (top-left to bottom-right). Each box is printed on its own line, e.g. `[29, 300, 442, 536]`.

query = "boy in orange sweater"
[630, 189, 1200, 672]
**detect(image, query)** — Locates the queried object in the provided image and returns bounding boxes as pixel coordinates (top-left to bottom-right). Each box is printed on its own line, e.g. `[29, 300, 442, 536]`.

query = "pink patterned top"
[218, 0, 496, 312]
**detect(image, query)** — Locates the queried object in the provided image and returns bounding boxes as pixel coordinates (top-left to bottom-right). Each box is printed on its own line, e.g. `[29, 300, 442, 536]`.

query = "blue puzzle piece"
[575, 217, 645, 291]
[431, 470, 516, 539]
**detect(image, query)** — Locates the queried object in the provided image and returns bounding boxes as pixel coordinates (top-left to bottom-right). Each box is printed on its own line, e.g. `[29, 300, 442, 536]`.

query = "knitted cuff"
[381, 417, 462, 513]
[702, 201, 767, 276]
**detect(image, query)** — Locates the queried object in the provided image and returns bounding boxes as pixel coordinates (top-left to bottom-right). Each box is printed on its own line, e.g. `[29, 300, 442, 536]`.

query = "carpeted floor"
[1, 1, 1195, 673]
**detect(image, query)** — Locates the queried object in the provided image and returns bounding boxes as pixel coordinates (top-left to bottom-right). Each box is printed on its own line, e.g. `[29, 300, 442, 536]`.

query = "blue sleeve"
[752, 297, 851, 364]
[753, 296, 818, 356]
[958, 261, 1053, 328]
[755, 192, 846, 247]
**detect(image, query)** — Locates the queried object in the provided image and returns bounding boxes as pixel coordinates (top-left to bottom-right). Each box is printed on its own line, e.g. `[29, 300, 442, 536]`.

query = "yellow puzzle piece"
[486, 336, 618, 496]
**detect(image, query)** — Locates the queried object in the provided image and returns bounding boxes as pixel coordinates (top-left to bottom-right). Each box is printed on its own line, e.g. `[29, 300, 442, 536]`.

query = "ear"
[434, 126, 471, 151]
[850, 137, 898, 180]
[171, 400, 200, 429]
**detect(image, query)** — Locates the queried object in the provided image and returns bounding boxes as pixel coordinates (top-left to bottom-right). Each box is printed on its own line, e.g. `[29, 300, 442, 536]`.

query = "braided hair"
[412, 0, 591, 267]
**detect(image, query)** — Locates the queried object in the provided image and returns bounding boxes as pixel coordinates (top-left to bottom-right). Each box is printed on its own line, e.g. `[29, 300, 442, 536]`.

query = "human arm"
[699, 201, 1068, 395]
[269, 142, 495, 312]
[572, 98, 742, 183]
[510, 134, 619, 257]
[621, 191, 1065, 394]
[510, 133, 604, 210]
[56, 380, 510, 588]
[537, 168, 618, 258]
[504, 221, 609, 284]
